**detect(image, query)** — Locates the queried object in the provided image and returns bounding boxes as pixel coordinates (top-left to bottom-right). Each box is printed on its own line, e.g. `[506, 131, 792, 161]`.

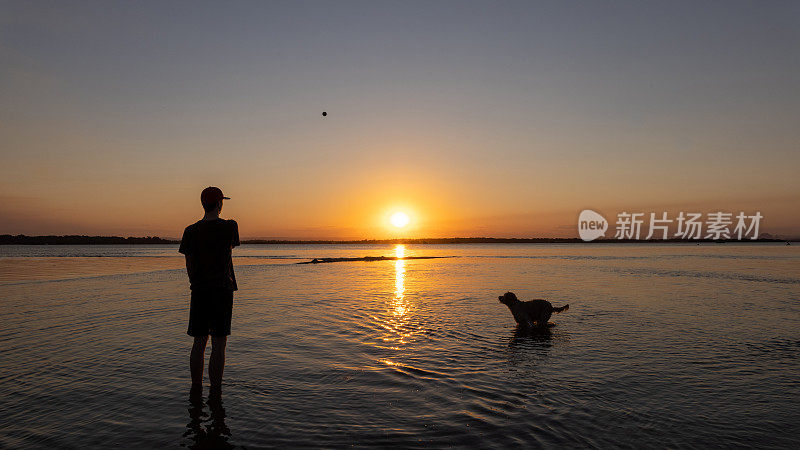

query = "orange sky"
[2, 2, 799, 239]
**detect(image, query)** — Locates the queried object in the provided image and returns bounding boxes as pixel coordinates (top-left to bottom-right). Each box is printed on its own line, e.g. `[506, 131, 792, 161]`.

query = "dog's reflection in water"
[505, 325, 555, 370]
[508, 324, 554, 348]
[183, 388, 233, 449]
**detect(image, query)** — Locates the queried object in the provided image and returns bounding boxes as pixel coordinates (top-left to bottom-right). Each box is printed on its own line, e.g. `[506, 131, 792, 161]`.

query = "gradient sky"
[1, 1, 798, 239]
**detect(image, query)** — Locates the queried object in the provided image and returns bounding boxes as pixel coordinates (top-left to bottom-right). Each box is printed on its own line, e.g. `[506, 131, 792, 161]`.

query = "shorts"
[187, 288, 234, 337]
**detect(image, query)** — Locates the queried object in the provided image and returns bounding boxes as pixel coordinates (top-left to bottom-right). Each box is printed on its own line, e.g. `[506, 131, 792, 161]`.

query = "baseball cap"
[200, 186, 230, 205]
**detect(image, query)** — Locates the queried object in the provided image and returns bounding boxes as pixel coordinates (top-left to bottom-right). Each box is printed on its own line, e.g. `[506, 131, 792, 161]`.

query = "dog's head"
[498, 292, 518, 305]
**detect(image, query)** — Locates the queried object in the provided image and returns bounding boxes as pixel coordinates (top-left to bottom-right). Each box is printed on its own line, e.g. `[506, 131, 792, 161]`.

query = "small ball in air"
[322, 111, 327, 117]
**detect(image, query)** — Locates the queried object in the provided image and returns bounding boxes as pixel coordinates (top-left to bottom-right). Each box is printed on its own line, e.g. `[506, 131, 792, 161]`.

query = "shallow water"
[1, 243, 799, 448]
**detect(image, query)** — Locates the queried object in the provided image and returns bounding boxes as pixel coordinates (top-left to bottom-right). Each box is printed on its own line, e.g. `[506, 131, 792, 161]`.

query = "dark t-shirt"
[179, 218, 240, 291]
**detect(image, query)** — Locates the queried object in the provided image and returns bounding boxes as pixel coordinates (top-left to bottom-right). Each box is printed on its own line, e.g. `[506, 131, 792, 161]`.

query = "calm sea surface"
[1, 243, 798, 448]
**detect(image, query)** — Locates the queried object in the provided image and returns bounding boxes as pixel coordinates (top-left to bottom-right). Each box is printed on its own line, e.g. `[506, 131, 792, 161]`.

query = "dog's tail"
[552, 304, 569, 314]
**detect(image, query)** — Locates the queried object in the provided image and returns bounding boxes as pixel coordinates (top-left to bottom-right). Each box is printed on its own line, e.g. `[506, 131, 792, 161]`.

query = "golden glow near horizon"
[390, 211, 410, 228]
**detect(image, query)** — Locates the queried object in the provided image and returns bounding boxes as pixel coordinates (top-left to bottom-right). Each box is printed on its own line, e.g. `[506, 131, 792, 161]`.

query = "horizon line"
[1, 234, 797, 245]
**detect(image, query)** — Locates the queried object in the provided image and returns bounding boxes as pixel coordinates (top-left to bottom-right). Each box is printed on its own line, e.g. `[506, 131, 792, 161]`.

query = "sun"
[390, 211, 410, 228]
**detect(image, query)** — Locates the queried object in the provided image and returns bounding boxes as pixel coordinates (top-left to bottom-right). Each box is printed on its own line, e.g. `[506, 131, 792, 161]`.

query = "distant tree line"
[0, 235, 178, 245]
[241, 237, 788, 244]
[242, 237, 585, 244]
[0, 234, 790, 245]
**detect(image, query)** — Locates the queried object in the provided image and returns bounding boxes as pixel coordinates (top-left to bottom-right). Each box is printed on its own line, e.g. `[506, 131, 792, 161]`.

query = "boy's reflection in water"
[183, 388, 233, 449]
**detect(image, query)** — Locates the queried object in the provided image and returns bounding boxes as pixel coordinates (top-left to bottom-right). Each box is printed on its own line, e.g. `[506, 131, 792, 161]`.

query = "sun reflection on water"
[394, 245, 406, 316]
[381, 244, 417, 346]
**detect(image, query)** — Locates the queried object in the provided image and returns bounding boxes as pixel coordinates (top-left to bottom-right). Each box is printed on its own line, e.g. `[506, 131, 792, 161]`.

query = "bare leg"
[190, 336, 208, 388]
[209, 336, 227, 395]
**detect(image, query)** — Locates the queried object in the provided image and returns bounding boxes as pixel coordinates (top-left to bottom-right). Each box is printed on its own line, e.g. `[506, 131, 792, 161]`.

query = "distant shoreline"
[1, 234, 795, 245]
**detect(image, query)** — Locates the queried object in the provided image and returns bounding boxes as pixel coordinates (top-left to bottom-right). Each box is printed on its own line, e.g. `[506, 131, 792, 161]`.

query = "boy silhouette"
[179, 186, 239, 398]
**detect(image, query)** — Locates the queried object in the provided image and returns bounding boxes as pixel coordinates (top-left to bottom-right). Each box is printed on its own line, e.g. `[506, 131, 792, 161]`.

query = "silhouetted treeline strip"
[245, 237, 586, 244]
[1, 235, 792, 245]
[0, 235, 178, 245]
[243, 237, 790, 244]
